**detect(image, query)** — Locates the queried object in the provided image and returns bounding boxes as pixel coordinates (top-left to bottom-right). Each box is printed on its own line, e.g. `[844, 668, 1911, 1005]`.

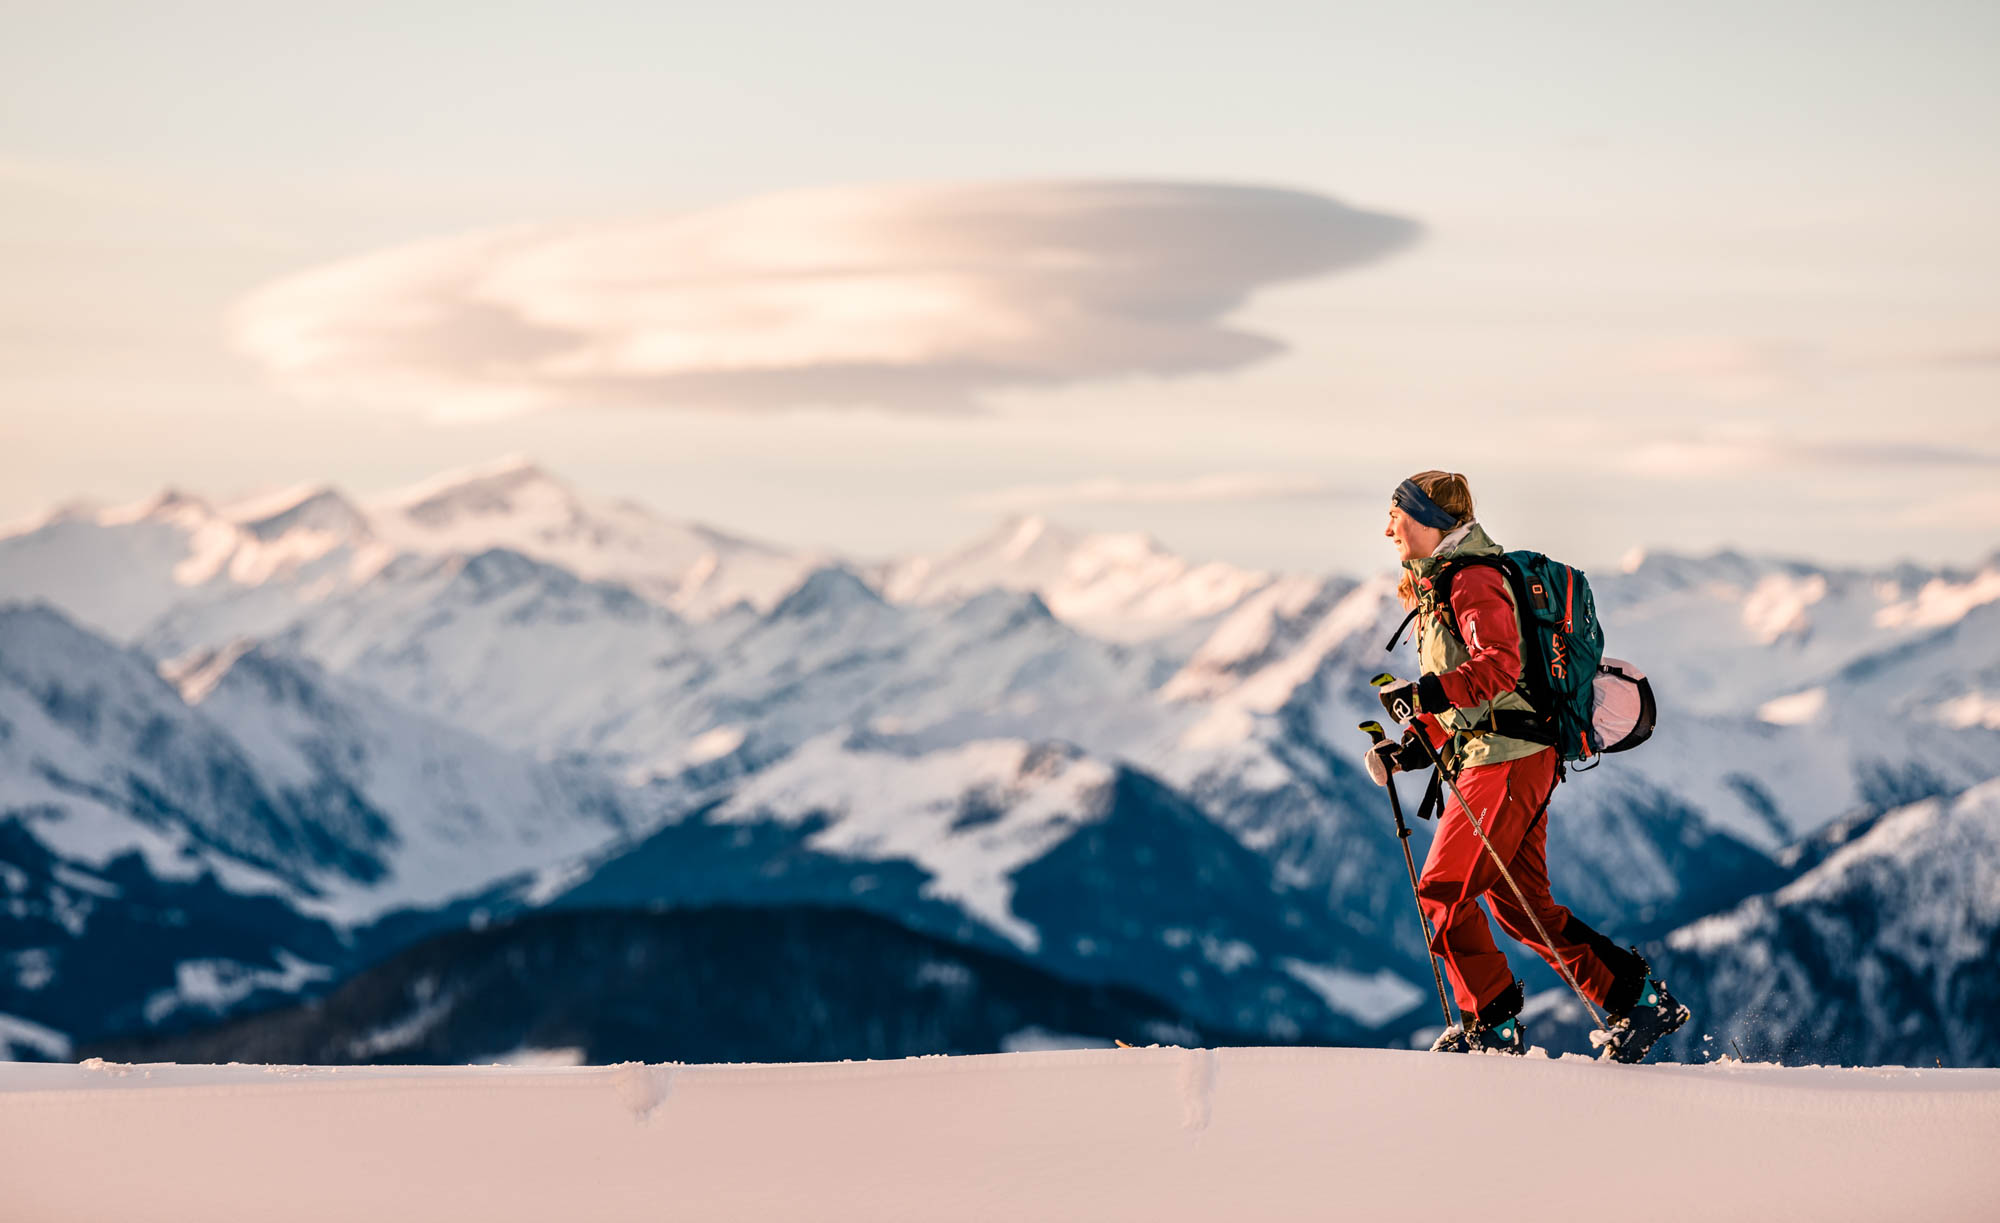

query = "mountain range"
[3, 458, 1996, 1064]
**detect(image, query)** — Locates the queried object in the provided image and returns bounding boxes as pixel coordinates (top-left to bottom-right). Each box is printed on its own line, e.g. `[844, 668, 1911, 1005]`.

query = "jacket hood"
[1406, 521, 1502, 580]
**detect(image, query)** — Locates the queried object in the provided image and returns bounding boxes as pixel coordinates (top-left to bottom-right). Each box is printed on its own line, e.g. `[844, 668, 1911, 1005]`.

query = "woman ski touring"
[1364, 470, 1688, 1061]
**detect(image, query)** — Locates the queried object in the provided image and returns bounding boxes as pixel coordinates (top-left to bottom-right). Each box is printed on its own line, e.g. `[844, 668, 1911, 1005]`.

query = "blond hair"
[1396, 470, 1476, 609]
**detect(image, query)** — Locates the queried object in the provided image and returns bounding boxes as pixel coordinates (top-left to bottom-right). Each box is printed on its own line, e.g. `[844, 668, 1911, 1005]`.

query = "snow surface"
[1, 1049, 1994, 1222]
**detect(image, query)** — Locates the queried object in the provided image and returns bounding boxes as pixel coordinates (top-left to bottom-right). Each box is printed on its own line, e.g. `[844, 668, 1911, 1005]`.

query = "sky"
[3, 0, 1998, 576]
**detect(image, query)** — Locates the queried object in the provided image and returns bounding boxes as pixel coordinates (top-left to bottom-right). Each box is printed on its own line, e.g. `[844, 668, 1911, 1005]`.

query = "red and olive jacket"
[1403, 522, 1548, 769]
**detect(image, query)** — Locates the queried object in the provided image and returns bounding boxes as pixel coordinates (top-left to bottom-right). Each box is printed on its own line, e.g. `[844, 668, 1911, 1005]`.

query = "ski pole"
[1370, 674, 1608, 1033]
[1359, 720, 1457, 1034]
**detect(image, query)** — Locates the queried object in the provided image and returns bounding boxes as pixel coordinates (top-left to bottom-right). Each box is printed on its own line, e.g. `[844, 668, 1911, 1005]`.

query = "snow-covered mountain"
[1602, 547, 2000, 715]
[0, 813, 349, 1046]
[0, 603, 343, 892]
[367, 456, 820, 618]
[0, 460, 818, 655]
[0, 604, 652, 1044]
[159, 638, 639, 921]
[0, 603, 638, 919]
[1662, 777, 2000, 1067]
[1589, 550, 2000, 849]
[3, 460, 1996, 1064]
[0, 489, 379, 644]
[872, 514, 1274, 643]
[543, 734, 1411, 1041]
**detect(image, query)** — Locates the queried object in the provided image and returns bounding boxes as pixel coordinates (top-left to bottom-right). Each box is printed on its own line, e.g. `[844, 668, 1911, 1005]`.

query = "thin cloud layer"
[962, 472, 1350, 512]
[230, 181, 1420, 418]
[1617, 430, 2000, 478]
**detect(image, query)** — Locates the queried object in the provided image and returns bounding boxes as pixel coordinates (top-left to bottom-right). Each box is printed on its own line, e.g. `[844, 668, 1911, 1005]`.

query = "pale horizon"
[5, 3, 1998, 576]
[10, 451, 1995, 585]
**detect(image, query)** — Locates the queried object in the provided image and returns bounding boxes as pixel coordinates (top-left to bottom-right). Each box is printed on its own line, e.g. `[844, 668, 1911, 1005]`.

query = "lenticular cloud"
[231, 181, 1420, 418]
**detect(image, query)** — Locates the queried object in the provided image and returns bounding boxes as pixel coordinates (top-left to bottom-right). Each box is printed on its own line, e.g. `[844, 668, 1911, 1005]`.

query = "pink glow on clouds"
[229, 181, 1419, 420]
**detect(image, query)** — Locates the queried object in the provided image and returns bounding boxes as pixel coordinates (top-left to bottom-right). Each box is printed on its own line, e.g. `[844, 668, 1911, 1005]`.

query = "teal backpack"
[1396, 551, 1655, 765]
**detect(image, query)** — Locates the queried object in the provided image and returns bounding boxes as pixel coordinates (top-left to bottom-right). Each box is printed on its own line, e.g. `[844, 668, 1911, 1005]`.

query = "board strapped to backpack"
[1385, 550, 1655, 769]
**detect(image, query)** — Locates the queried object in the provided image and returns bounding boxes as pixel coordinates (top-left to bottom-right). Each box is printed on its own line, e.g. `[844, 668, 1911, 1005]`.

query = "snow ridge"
[3, 1051, 1995, 1222]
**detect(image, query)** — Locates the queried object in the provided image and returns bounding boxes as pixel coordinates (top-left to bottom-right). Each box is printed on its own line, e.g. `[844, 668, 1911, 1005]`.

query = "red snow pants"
[1416, 747, 1618, 1017]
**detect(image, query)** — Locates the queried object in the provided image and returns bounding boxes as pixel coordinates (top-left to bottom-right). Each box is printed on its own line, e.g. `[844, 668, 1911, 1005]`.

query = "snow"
[877, 514, 1273, 642]
[9, 467, 2000, 1059]
[1279, 961, 1425, 1027]
[1873, 567, 2000, 629]
[0, 1014, 70, 1061]
[1180, 577, 1316, 668]
[368, 456, 817, 618]
[715, 735, 1117, 950]
[141, 954, 335, 1027]
[1774, 780, 2000, 913]
[48, 865, 120, 899]
[345, 992, 457, 1060]
[521, 859, 591, 906]
[0, 604, 639, 926]
[1199, 936, 1257, 973]
[7, 950, 55, 992]
[1, 1050, 1994, 1221]
[1674, 780, 2000, 947]
[1670, 898, 1771, 955]
[1739, 572, 1825, 643]
[1157, 574, 1345, 702]
[999, 1027, 1115, 1052]
[175, 640, 639, 923]
[1756, 686, 1827, 725]
[1173, 576, 1390, 749]
[684, 724, 747, 765]
[487, 1046, 587, 1067]
[1663, 780, 2000, 1064]
[159, 637, 260, 705]
[1938, 692, 2000, 730]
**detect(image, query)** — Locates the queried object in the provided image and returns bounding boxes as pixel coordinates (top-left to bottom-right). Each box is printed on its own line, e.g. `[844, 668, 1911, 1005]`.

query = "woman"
[1365, 470, 1686, 1059]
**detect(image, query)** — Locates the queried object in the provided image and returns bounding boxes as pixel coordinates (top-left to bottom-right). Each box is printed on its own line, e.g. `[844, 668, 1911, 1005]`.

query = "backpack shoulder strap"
[1428, 554, 1510, 646]
[1382, 605, 1421, 653]
[1430, 554, 1564, 739]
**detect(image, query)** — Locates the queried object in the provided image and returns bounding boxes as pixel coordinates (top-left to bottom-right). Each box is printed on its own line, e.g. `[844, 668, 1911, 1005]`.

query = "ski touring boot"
[1466, 1013, 1528, 1056]
[1596, 956, 1690, 1065]
[1431, 982, 1527, 1056]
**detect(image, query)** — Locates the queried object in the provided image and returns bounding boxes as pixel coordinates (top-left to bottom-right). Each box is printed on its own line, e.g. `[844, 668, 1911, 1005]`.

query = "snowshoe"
[1430, 1016, 1528, 1055]
[1595, 976, 1689, 1064]
[1431, 982, 1528, 1055]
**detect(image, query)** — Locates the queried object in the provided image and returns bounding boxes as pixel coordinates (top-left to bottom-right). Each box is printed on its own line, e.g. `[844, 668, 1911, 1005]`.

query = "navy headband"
[1392, 479, 1460, 530]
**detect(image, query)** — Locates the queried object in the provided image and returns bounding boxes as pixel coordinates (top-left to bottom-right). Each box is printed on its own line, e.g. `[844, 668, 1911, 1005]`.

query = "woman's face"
[1386, 506, 1444, 563]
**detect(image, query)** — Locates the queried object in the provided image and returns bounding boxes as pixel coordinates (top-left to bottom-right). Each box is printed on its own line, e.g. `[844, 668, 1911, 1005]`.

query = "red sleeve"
[1433, 566, 1524, 710]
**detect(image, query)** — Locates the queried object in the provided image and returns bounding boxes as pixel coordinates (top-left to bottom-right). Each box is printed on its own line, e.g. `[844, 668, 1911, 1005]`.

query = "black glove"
[1364, 729, 1433, 787]
[1377, 674, 1449, 723]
